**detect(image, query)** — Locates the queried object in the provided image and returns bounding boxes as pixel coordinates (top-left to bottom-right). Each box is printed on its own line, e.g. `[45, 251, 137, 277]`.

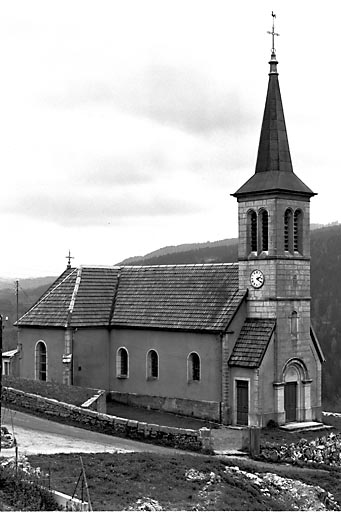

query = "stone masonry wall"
[108, 391, 220, 422]
[2, 386, 207, 452]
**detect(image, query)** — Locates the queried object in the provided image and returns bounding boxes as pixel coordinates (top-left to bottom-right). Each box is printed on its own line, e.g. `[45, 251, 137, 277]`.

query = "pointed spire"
[256, 12, 292, 174]
[233, 14, 315, 199]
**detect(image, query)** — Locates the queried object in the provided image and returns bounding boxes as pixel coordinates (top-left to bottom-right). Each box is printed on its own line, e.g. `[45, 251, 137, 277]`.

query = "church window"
[147, 349, 159, 379]
[284, 209, 293, 252]
[3, 360, 10, 376]
[291, 311, 298, 338]
[35, 341, 47, 381]
[260, 210, 269, 252]
[116, 347, 129, 378]
[188, 352, 200, 381]
[248, 210, 258, 253]
[294, 209, 303, 253]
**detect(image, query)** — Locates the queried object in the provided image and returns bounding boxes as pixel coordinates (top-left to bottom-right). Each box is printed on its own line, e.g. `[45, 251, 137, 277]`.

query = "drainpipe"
[219, 332, 224, 424]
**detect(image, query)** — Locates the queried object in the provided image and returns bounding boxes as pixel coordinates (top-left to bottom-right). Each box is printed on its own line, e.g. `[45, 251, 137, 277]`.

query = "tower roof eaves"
[232, 170, 316, 199]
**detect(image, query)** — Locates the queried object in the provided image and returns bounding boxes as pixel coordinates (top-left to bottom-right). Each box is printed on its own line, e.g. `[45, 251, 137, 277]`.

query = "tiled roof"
[228, 318, 276, 368]
[112, 264, 244, 331]
[70, 267, 120, 327]
[18, 268, 78, 327]
[17, 263, 246, 332]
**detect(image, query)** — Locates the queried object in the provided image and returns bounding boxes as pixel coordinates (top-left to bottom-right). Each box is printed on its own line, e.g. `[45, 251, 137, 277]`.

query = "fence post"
[249, 427, 260, 457]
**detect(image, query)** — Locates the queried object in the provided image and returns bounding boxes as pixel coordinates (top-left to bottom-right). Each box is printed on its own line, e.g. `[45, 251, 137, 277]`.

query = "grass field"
[25, 451, 341, 511]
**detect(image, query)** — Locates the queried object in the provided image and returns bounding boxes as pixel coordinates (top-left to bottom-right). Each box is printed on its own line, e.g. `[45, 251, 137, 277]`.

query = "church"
[16, 25, 324, 428]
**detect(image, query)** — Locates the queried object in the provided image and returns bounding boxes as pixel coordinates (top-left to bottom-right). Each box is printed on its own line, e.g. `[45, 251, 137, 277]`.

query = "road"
[0, 409, 186, 457]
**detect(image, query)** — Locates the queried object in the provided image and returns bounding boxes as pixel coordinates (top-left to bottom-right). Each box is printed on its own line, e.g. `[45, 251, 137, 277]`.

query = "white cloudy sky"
[0, 1, 339, 278]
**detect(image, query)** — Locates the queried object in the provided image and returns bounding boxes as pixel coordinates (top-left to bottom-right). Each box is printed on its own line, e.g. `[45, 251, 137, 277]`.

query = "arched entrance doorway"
[282, 359, 309, 423]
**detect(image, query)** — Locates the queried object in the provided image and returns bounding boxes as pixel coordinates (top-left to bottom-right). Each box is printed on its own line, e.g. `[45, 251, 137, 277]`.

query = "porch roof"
[228, 318, 276, 368]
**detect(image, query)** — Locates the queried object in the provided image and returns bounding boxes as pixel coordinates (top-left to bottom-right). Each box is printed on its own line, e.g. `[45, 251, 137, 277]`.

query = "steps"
[280, 421, 332, 432]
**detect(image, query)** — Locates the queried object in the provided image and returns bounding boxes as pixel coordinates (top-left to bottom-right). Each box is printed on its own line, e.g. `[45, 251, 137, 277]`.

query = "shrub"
[0, 455, 59, 511]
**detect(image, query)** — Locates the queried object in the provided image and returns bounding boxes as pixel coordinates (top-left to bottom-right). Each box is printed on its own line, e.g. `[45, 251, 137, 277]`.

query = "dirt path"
[0, 409, 191, 457]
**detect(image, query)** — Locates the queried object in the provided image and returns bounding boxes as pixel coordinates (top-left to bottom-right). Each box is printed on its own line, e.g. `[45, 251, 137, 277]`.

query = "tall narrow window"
[3, 361, 10, 376]
[188, 352, 200, 381]
[35, 341, 47, 381]
[116, 347, 129, 378]
[294, 209, 303, 253]
[284, 209, 293, 252]
[248, 210, 257, 253]
[147, 350, 159, 379]
[291, 311, 298, 339]
[261, 210, 269, 252]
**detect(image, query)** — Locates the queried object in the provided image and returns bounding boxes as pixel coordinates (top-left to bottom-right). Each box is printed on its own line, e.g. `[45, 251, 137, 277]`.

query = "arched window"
[291, 311, 298, 339]
[294, 209, 303, 253]
[35, 341, 47, 381]
[261, 210, 269, 252]
[147, 350, 159, 379]
[116, 347, 129, 378]
[248, 210, 257, 253]
[188, 352, 201, 381]
[284, 209, 293, 252]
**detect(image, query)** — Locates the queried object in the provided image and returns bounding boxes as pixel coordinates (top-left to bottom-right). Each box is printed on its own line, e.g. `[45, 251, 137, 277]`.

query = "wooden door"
[284, 382, 297, 422]
[236, 380, 249, 425]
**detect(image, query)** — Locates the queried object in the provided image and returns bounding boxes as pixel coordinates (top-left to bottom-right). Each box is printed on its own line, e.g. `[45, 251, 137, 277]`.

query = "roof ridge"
[17, 268, 78, 324]
[120, 263, 237, 269]
[108, 268, 122, 324]
[79, 265, 121, 270]
[66, 267, 82, 327]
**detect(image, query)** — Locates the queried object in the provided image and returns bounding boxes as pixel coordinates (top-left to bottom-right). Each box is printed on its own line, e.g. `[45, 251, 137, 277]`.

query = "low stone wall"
[260, 432, 341, 466]
[211, 426, 250, 452]
[2, 386, 206, 452]
[81, 390, 106, 414]
[50, 489, 89, 511]
[322, 411, 341, 427]
[108, 391, 220, 422]
[2, 376, 96, 408]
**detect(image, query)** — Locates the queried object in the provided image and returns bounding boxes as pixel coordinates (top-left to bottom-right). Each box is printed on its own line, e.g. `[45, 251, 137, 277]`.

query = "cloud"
[3, 189, 204, 226]
[45, 63, 258, 136]
[81, 152, 170, 187]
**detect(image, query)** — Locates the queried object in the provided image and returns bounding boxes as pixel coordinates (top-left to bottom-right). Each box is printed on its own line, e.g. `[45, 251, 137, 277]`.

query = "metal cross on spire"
[267, 11, 279, 54]
[66, 249, 74, 269]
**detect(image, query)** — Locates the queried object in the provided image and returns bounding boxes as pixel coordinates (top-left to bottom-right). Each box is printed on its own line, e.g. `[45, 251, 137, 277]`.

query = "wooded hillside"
[2, 224, 341, 407]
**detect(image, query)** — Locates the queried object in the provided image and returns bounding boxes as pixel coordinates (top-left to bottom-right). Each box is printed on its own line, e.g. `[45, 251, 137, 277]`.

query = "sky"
[0, 1, 339, 278]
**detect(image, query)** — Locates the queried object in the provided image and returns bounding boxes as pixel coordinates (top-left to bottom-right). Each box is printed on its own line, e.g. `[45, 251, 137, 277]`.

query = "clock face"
[250, 269, 265, 289]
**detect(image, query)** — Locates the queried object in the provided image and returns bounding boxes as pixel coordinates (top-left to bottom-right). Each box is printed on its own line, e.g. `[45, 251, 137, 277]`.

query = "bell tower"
[232, 14, 321, 424]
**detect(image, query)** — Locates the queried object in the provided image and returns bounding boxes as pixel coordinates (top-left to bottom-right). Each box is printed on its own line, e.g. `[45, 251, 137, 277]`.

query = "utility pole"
[0, 314, 2, 453]
[16, 280, 19, 349]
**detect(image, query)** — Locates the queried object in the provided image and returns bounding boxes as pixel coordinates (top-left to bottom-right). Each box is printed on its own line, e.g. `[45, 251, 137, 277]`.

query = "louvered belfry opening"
[284, 208, 293, 252]
[248, 210, 258, 253]
[294, 209, 303, 253]
[261, 210, 269, 252]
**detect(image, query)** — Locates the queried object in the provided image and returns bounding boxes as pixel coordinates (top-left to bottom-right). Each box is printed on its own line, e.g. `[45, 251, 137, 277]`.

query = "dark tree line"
[3, 225, 341, 407]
